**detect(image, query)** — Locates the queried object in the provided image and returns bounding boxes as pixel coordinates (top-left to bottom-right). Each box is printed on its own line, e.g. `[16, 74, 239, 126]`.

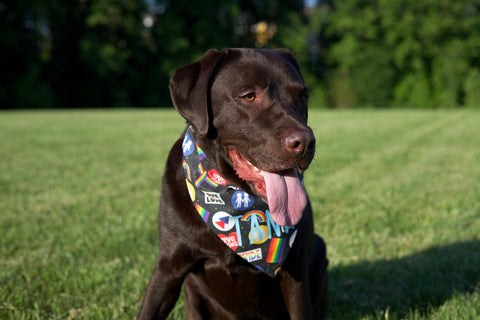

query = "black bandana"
[182, 127, 299, 277]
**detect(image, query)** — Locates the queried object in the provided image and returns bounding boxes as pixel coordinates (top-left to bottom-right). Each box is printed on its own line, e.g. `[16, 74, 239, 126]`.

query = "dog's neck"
[181, 126, 298, 277]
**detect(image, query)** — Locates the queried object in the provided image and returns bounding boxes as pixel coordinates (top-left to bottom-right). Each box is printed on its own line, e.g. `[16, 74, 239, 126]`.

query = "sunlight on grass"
[1, 109, 479, 319]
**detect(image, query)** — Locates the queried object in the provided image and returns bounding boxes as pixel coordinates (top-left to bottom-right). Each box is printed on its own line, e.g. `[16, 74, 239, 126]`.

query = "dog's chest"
[187, 255, 289, 317]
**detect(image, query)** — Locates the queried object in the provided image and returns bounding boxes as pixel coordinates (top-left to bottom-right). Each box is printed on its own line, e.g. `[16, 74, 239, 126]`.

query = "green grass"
[1, 109, 479, 319]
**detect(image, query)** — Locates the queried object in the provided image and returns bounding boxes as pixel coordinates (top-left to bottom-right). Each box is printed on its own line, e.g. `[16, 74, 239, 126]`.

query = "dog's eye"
[300, 94, 309, 102]
[242, 93, 256, 102]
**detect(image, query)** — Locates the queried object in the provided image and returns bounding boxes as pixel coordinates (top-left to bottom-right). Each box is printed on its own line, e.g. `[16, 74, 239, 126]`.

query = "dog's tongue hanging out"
[228, 149, 307, 226]
[262, 170, 307, 226]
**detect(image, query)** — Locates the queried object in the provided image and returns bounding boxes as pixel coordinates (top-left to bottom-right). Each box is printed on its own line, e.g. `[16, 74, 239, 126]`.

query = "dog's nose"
[285, 129, 316, 156]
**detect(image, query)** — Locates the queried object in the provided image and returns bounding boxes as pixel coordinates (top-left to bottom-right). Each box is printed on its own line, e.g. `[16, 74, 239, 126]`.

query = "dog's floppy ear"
[273, 48, 303, 79]
[169, 49, 226, 137]
[273, 48, 308, 120]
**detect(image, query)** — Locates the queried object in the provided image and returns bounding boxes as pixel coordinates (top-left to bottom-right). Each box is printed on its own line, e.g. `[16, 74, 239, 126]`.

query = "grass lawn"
[1, 109, 479, 319]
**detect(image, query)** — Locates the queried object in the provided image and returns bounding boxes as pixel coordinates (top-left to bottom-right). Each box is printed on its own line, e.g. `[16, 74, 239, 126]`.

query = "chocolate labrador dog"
[137, 48, 328, 320]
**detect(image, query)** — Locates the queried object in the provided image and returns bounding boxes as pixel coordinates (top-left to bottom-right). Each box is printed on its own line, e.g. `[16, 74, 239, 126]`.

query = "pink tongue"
[262, 169, 307, 226]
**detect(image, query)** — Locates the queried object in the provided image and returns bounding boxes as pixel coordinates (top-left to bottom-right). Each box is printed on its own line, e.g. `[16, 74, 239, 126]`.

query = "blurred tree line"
[1, 0, 479, 108]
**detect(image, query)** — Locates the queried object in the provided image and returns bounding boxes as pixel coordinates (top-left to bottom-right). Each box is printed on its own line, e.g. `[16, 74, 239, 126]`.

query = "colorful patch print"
[274, 267, 281, 276]
[186, 179, 195, 201]
[248, 225, 268, 244]
[289, 229, 298, 248]
[238, 248, 263, 262]
[203, 191, 225, 205]
[208, 169, 228, 186]
[182, 160, 191, 181]
[231, 191, 254, 210]
[218, 232, 239, 251]
[212, 212, 236, 231]
[182, 126, 300, 278]
[196, 163, 219, 188]
[195, 163, 208, 187]
[182, 133, 194, 156]
[266, 238, 286, 263]
[242, 210, 266, 222]
[196, 143, 206, 160]
[194, 203, 210, 222]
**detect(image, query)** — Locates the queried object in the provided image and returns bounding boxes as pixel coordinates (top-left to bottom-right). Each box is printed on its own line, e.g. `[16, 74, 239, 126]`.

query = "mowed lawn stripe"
[1, 109, 479, 320]
[307, 110, 480, 319]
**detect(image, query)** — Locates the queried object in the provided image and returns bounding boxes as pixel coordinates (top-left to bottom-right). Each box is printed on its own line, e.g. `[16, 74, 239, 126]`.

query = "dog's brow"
[290, 84, 308, 95]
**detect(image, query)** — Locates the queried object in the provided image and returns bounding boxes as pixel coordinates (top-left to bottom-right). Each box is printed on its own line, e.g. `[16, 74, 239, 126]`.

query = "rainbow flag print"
[194, 203, 210, 222]
[196, 143, 207, 160]
[182, 160, 191, 181]
[195, 164, 208, 187]
[266, 238, 286, 263]
[195, 163, 219, 188]
[205, 174, 219, 188]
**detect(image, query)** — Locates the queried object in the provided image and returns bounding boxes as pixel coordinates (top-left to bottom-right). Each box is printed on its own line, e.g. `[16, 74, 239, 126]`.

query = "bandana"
[181, 127, 300, 277]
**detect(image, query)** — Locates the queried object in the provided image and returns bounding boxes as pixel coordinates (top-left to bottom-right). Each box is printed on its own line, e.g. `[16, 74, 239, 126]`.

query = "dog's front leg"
[137, 258, 190, 320]
[280, 270, 312, 320]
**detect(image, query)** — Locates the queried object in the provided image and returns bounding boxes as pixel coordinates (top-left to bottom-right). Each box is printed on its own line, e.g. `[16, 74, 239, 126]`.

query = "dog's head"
[170, 48, 315, 226]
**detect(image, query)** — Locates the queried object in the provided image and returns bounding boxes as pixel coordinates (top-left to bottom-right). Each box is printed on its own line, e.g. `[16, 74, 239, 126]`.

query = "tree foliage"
[320, 0, 480, 107]
[1, 0, 479, 108]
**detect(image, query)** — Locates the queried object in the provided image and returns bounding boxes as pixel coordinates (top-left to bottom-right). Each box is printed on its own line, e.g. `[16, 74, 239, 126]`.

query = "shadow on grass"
[327, 240, 480, 319]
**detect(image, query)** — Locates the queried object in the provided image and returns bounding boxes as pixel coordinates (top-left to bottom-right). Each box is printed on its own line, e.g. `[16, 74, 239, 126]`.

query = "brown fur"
[137, 48, 328, 320]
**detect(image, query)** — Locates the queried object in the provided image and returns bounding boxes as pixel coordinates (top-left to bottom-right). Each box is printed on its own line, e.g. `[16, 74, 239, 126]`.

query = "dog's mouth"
[227, 148, 307, 226]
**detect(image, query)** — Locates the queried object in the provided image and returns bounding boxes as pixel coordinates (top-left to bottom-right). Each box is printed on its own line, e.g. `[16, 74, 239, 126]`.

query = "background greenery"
[2, 0, 480, 108]
[1, 109, 479, 319]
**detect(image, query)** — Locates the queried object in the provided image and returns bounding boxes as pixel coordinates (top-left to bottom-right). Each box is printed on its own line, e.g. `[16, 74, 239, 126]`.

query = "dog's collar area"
[181, 126, 298, 277]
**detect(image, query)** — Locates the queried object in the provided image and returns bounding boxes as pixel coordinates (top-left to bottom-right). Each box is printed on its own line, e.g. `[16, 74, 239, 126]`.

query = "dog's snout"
[285, 129, 316, 156]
